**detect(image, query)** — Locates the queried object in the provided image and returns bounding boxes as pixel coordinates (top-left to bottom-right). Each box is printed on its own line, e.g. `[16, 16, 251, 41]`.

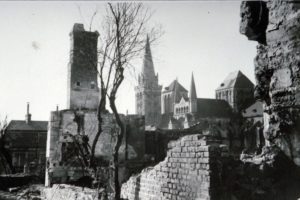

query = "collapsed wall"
[45, 110, 145, 186]
[240, 1, 300, 166]
[121, 134, 228, 200]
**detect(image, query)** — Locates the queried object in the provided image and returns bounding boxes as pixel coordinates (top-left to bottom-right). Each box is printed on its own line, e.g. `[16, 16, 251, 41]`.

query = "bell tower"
[135, 36, 162, 126]
[67, 24, 100, 110]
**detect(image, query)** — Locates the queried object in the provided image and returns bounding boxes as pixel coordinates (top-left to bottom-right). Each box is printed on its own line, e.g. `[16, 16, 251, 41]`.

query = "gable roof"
[163, 80, 188, 93]
[216, 70, 254, 90]
[6, 120, 48, 131]
[242, 101, 263, 118]
[195, 98, 232, 118]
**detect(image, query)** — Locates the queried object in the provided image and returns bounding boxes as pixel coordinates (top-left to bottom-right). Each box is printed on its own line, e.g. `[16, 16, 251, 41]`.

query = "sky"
[0, 1, 257, 122]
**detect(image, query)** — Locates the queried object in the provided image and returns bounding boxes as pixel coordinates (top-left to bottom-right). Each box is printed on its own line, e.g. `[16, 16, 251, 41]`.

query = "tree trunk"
[110, 96, 125, 200]
[90, 89, 106, 169]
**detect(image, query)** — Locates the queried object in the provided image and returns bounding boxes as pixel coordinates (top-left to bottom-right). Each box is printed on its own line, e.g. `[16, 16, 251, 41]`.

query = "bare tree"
[84, 3, 161, 199]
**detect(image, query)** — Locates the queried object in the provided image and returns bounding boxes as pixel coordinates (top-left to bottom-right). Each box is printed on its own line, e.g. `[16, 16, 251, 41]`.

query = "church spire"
[142, 35, 155, 79]
[190, 72, 197, 100]
[189, 72, 197, 113]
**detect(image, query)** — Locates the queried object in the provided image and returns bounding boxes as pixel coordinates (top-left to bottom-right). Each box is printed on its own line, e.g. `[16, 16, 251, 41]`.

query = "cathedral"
[135, 38, 255, 130]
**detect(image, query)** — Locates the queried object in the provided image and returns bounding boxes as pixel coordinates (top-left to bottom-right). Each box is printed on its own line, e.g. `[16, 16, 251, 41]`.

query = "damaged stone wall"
[240, 0, 300, 166]
[45, 110, 145, 186]
[121, 134, 228, 200]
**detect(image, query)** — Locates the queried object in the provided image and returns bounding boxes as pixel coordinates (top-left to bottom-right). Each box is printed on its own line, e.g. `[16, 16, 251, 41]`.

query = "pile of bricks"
[42, 184, 98, 200]
[121, 134, 228, 200]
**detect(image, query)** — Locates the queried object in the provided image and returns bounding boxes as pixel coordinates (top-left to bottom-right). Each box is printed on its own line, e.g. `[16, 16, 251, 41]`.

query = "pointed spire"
[190, 72, 197, 100]
[142, 35, 155, 79]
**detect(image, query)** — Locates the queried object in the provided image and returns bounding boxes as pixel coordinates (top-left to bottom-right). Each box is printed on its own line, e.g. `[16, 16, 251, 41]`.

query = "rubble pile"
[42, 184, 99, 200]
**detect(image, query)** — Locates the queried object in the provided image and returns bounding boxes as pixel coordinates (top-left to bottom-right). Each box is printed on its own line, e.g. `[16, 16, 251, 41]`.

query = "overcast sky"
[0, 1, 257, 121]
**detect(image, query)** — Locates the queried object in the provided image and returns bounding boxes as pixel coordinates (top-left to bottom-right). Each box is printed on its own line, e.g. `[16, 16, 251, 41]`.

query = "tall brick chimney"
[25, 102, 31, 124]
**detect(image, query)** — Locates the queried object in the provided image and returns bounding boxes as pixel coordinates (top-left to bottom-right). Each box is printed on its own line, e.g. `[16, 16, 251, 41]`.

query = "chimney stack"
[25, 102, 32, 124]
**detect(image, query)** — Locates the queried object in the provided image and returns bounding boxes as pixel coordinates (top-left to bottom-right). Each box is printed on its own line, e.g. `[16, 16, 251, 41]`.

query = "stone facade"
[45, 110, 145, 186]
[67, 23, 100, 110]
[240, 0, 300, 166]
[162, 79, 188, 115]
[135, 37, 162, 127]
[121, 134, 228, 200]
[215, 71, 255, 113]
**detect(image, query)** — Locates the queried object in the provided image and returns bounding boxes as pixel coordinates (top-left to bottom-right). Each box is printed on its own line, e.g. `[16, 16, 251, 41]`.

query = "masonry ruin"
[10, 1, 300, 199]
[119, 1, 300, 200]
[240, 1, 300, 166]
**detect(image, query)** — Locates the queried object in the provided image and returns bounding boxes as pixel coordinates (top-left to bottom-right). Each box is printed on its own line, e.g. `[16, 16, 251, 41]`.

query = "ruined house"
[45, 24, 146, 187]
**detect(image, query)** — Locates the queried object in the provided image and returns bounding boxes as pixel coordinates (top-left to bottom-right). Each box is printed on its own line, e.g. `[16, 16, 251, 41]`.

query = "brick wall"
[121, 134, 228, 200]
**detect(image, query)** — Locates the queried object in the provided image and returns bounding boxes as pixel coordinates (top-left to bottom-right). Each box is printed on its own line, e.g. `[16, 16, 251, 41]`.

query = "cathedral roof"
[195, 98, 232, 118]
[163, 80, 188, 93]
[216, 70, 254, 90]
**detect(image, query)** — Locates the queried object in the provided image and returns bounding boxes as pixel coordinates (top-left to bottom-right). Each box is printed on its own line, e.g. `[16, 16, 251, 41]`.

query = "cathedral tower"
[189, 73, 197, 113]
[67, 24, 100, 110]
[135, 36, 162, 126]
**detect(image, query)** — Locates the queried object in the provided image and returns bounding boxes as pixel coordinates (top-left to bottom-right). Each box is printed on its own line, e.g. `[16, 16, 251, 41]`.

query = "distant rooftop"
[216, 70, 254, 90]
[6, 120, 48, 131]
[164, 80, 188, 93]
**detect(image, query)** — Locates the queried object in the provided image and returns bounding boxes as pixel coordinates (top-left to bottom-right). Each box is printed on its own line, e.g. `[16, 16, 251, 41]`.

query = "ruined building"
[67, 23, 99, 110]
[240, 0, 300, 167]
[135, 36, 162, 127]
[4, 103, 47, 173]
[46, 24, 145, 186]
